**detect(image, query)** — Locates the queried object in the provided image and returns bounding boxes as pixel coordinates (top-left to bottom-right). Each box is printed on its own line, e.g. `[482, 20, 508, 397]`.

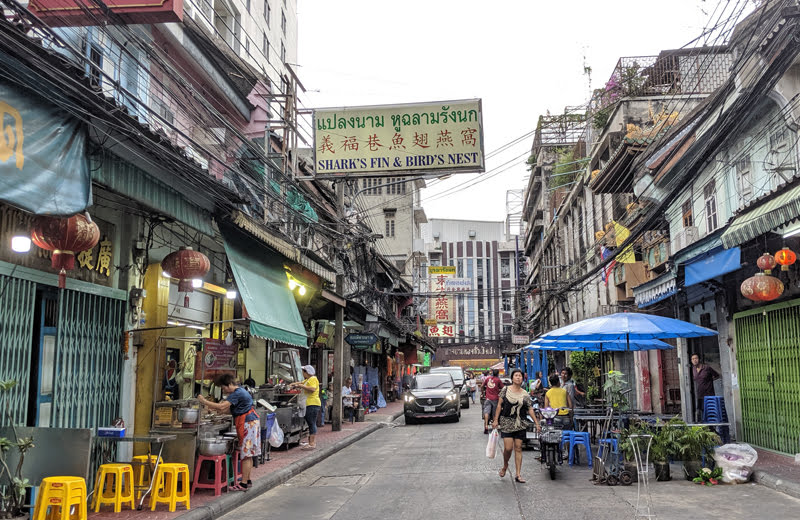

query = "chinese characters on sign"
[428, 266, 456, 337]
[313, 99, 484, 176]
[76, 236, 113, 276]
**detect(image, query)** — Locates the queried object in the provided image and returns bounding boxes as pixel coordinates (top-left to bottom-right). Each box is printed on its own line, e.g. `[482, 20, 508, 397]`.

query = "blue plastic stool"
[568, 432, 592, 467]
[597, 438, 619, 458]
[560, 430, 575, 451]
[703, 396, 728, 423]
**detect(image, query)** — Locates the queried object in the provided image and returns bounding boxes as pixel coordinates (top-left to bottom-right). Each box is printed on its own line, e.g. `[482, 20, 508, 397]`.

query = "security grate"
[0, 275, 35, 426]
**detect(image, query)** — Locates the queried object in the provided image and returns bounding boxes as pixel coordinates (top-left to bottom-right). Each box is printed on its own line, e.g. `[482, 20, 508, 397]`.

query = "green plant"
[620, 419, 653, 462]
[650, 417, 684, 463]
[692, 466, 722, 486]
[0, 380, 34, 519]
[676, 426, 720, 462]
[603, 370, 629, 411]
[549, 149, 581, 189]
[592, 107, 611, 129]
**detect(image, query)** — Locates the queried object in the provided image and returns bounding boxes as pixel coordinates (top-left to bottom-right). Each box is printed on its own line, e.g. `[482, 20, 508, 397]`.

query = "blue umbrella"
[537, 312, 717, 343]
[527, 337, 674, 352]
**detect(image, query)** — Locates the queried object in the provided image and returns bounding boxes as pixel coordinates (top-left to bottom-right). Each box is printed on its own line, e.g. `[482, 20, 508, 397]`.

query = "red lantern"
[757, 252, 777, 274]
[774, 247, 797, 271]
[741, 273, 784, 302]
[31, 214, 100, 288]
[161, 247, 210, 307]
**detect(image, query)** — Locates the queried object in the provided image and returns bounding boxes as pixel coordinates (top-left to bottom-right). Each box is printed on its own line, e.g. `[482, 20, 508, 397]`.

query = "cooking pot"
[178, 407, 199, 424]
[198, 437, 230, 456]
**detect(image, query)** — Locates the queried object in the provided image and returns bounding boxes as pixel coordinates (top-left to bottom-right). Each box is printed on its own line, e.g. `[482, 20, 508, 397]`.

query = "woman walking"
[492, 369, 541, 483]
[290, 365, 321, 450]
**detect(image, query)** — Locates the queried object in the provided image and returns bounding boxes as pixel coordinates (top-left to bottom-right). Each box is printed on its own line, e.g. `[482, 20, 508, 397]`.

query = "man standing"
[560, 367, 576, 408]
[691, 354, 720, 421]
[483, 369, 504, 434]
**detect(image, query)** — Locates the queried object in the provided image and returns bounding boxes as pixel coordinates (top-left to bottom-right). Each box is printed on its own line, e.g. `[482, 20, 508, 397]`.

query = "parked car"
[403, 373, 461, 424]
[429, 366, 470, 408]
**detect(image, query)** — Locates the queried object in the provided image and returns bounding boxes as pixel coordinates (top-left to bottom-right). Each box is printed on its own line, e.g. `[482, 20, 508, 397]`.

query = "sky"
[296, 0, 721, 224]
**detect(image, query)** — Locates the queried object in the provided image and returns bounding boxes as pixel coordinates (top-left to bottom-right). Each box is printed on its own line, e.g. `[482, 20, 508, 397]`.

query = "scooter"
[522, 396, 541, 450]
[538, 407, 569, 480]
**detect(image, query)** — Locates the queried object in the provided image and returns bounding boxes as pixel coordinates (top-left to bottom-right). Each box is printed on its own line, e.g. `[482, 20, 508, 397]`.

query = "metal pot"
[198, 437, 230, 456]
[178, 407, 199, 424]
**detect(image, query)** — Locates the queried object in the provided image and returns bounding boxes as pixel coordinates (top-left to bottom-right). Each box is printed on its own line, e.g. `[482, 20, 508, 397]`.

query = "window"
[387, 177, 406, 195]
[280, 42, 286, 63]
[502, 293, 512, 312]
[456, 259, 463, 277]
[265, 1, 270, 24]
[681, 200, 693, 228]
[89, 43, 102, 88]
[246, 0, 250, 13]
[704, 180, 718, 232]
[281, 10, 286, 34]
[500, 257, 510, 278]
[263, 32, 269, 61]
[735, 154, 753, 206]
[385, 218, 395, 238]
[362, 178, 383, 195]
[244, 37, 250, 55]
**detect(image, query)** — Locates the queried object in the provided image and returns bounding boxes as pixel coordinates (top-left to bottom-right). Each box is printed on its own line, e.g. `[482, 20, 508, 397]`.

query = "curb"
[175, 410, 403, 520]
[752, 470, 800, 500]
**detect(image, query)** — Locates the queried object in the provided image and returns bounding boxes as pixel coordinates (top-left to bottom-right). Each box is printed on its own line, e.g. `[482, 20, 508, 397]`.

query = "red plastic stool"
[191, 455, 227, 496]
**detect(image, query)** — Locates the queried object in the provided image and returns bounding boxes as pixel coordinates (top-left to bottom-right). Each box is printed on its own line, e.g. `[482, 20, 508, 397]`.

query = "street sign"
[424, 319, 437, 326]
[345, 333, 378, 347]
[512, 335, 530, 345]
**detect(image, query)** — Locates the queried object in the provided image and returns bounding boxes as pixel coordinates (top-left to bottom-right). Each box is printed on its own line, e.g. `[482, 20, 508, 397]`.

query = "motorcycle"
[522, 396, 541, 450]
[538, 407, 569, 480]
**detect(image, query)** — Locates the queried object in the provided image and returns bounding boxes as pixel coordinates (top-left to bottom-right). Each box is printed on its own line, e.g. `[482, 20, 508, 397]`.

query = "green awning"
[222, 226, 308, 347]
[722, 183, 800, 248]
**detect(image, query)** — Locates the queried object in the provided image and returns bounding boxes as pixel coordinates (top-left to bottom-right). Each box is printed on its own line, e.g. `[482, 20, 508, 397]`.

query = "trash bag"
[377, 391, 387, 408]
[269, 421, 285, 448]
[486, 429, 500, 459]
[713, 443, 758, 483]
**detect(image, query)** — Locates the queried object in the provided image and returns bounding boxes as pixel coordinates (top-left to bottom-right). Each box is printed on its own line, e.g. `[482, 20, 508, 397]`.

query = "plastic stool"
[560, 430, 575, 451]
[33, 476, 87, 520]
[568, 432, 593, 467]
[131, 455, 162, 500]
[91, 463, 135, 512]
[192, 454, 227, 497]
[597, 438, 619, 458]
[226, 452, 243, 487]
[703, 396, 728, 423]
[150, 463, 190, 512]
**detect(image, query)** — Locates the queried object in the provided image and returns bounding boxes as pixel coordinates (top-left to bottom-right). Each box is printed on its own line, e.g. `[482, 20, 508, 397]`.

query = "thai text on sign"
[313, 99, 484, 176]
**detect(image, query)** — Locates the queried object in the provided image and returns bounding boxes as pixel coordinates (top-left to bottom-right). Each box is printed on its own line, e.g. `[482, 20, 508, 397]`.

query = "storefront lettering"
[75, 235, 113, 277]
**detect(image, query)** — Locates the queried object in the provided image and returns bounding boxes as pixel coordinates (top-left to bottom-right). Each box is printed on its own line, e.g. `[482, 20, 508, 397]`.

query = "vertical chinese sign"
[313, 99, 484, 177]
[428, 266, 456, 338]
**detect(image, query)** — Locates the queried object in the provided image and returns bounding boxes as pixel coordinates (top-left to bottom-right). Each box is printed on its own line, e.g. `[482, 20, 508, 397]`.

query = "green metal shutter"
[735, 299, 800, 454]
[0, 275, 36, 425]
[52, 290, 126, 429]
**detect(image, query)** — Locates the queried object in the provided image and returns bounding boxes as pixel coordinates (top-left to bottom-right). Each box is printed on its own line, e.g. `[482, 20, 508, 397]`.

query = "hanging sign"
[345, 332, 378, 347]
[428, 266, 456, 322]
[512, 335, 530, 345]
[196, 338, 237, 377]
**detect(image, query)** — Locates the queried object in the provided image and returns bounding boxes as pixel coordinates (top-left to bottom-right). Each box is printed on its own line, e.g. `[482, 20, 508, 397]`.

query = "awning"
[222, 226, 308, 347]
[633, 272, 677, 308]
[685, 246, 741, 287]
[721, 183, 800, 248]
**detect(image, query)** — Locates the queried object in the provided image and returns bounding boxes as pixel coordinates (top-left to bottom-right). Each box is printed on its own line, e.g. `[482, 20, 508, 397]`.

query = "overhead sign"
[195, 339, 237, 377]
[424, 319, 438, 326]
[313, 99, 484, 177]
[428, 266, 456, 275]
[29, 0, 184, 25]
[512, 335, 530, 345]
[428, 323, 455, 338]
[345, 333, 378, 347]
[444, 278, 472, 292]
[429, 266, 456, 322]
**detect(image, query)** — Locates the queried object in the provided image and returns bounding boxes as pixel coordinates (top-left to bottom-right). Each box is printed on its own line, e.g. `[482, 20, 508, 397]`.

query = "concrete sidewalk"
[90, 401, 405, 520]
[752, 447, 800, 500]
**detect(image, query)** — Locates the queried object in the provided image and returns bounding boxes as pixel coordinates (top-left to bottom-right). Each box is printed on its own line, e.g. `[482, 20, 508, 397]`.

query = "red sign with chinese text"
[29, 0, 183, 26]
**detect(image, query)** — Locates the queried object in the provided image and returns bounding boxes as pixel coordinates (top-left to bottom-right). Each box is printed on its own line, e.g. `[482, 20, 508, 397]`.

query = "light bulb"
[226, 289, 238, 299]
[288, 279, 297, 290]
[191, 279, 203, 288]
[11, 236, 31, 253]
[298, 285, 306, 296]
[162, 271, 171, 278]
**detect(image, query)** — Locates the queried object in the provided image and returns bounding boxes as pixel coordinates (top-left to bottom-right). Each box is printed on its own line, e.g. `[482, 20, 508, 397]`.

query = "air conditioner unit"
[468, 230, 477, 238]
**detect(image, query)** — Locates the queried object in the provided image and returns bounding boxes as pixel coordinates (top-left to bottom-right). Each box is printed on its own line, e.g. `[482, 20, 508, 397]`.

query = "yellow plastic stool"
[33, 476, 87, 520]
[131, 455, 162, 499]
[91, 463, 135, 512]
[150, 463, 190, 512]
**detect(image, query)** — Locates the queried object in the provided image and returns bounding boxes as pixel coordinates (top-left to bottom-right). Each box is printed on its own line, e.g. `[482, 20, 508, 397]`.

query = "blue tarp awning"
[685, 246, 741, 287]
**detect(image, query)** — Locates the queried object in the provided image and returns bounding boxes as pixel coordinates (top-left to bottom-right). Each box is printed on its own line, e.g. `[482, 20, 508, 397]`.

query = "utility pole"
[331, 181, 345, 431]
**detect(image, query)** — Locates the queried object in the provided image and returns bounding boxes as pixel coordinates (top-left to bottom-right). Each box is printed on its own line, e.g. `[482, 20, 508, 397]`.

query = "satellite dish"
[225, 331, 234, 346]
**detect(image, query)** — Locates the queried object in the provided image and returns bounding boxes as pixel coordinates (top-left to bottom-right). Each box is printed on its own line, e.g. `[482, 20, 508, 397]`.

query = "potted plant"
[650, 418, 683, 481]
[676, 425, 720, 481]
[0, 380, 35, 520]
[619, 420, 653, 480]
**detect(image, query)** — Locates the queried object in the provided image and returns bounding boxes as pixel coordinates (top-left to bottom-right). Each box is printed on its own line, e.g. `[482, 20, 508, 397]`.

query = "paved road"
[221, 404, 800, 519]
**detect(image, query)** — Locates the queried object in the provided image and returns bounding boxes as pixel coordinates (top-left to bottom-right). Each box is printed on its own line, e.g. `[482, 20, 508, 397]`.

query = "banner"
[314, 99, 484, 177]
[614, 221, 636, 263]
[429, 265, 455, 322]
[0, 81, 91, 215]
[195, 338, 237, 378]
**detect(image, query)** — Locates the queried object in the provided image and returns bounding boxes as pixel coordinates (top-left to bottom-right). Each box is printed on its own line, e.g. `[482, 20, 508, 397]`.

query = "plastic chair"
[130, 455, 162, 500]
[191, 454, 227, 497]
[91, 463, 135, 512]
[560, 430, 575, 451]
[568, 432, 593, 467]
[703, 396, 728, 423]
[33, 476, 87, 520]
[150, 463, 190, 512]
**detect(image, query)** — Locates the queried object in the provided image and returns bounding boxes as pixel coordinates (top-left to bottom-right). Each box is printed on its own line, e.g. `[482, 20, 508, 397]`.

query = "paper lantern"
[741, 273, 784, 302]
[31, 214, 100, 288]
[161, 247, 210, 307]
[774, 247, 797, 271]
[757, 253, 777, 274]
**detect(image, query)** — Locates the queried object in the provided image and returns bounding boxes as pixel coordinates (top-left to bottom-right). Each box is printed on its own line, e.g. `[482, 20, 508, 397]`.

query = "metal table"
[96, 433, 177, 509]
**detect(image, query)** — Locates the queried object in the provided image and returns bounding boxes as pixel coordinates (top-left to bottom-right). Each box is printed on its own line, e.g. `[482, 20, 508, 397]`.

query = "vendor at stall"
[289, 365, 320, 450]
[197, 374, 260, 490]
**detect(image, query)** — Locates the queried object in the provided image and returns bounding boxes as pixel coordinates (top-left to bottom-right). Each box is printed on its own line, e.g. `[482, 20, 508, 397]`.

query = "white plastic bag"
[269, 421, 285, 448]
[713, 443, 758, 483]
[486, 429, 500, 459]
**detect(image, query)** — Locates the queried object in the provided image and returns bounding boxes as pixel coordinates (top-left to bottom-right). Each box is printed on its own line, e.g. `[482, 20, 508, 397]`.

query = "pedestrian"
[492, 369, 541, 483]
[466, 373, 477, 403]
[691, 353, 720, 421]
[482, 368, 504, 434]
[544, 374, 572, 427]
[197, 373, 260, 490]
[529, 371, 545, 399]
[561, 367, 576, 406]
[290, 365, 321, 450]
[342, 376, 355, 422]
